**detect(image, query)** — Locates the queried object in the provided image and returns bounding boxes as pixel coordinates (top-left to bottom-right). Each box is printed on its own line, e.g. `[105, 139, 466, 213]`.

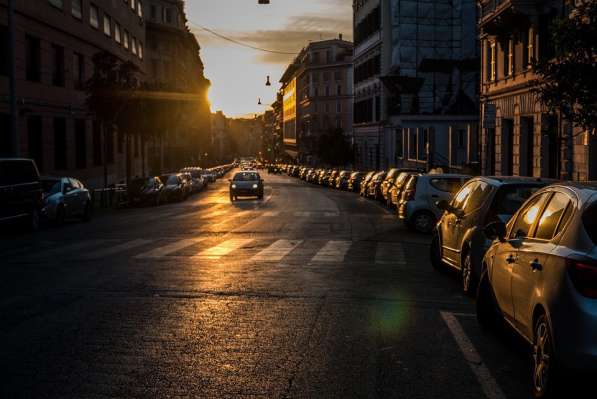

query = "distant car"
[41, 176, 92, 224]
[347, 171, 365, 192]
[230, 171, 264, 201]
[388, 171, 419, 208]
[0, 158, 43, 230]
[335, 171, 351, 190]
[128, 176, 164, 206]
[366, 171, 387, 200]
[327, 170, 339, 187]
[360, 171, 375, 196]
[398, 174, 470, 234]
[431, 176, 553, 295]
[160, 174, 186, 202]
[380, 168, 401, 203]
[477, 182, 597, 398]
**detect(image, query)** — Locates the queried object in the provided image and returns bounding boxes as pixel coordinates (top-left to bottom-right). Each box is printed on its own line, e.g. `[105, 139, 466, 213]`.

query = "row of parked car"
[0, 158, 234, 230]
[280, 163, 597, 397]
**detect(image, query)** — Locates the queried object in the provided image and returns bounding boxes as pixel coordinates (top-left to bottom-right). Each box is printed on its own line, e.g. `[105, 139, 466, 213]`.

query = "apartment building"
[0, 0, 146, 188]
[280, 37, 354, 164]
[479, 0, 596, 180]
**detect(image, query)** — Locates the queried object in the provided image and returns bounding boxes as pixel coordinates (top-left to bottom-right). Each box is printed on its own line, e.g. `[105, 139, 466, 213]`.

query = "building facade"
[0, 0, 147, 188]
[280, 37, 354, 164]
[479, 0, 596, 180]
[353, 0, 480, 172]
[144, 0, 210, 173]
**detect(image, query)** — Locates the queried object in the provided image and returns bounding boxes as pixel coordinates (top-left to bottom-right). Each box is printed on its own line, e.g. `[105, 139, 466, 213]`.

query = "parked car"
[388, 171, 419, 208]
[230, 171, 264, 200]
[179, 173, 194, 198]
[366, 171, 387, 200]
[318, 169, 331, 186]
[380, 168, 402, 203]
[41, 176, 92, 223]
[360, 171, 375, 196]
[477, 182, 597, 398]
[335, 171, 351, 190]
[398, 174, 470, 234]
[347, 171, 365, 192]
[0, 158, 43, 230]
[160, 174, 187, 202]
[431, 177, 553, 295]
[128, 176, 164, 207]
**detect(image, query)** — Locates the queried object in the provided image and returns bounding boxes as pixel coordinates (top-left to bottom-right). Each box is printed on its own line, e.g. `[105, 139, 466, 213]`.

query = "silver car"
[41, 177, 92, 223]
[478, 182, 597, 397]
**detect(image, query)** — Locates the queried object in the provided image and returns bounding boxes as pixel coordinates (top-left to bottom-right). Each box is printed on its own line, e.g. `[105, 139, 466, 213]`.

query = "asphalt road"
[1, 170, 533, 398]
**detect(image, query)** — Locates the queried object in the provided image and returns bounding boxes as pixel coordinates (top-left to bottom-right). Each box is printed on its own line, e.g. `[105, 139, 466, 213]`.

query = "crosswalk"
[16, 238, 411, 266]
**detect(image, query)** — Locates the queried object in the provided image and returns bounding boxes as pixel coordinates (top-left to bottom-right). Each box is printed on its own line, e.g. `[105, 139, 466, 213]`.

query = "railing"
[480, 0, 507, 19]
[91, 186, 128, 209]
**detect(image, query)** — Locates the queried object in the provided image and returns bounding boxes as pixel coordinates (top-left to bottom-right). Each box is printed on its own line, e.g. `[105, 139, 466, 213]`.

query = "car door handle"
[506, 254, 516, 264]
[530, 259, 542, 271]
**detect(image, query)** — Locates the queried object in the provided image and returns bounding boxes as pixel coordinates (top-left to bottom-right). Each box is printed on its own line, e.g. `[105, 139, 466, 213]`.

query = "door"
[495, 193, 551, 322]
[512, 192, 572, 336]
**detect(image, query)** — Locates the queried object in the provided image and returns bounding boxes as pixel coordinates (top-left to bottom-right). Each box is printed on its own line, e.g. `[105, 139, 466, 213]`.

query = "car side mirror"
[484, 221, 507, 242]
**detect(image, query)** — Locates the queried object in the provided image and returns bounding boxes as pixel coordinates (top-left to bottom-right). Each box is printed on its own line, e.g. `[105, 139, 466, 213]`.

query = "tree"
[534, 1, 597, 132]
[316, 128, 354, 167]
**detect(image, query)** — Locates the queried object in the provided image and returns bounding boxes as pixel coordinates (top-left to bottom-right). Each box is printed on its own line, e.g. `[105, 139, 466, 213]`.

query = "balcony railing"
[480, 0, 509, 19]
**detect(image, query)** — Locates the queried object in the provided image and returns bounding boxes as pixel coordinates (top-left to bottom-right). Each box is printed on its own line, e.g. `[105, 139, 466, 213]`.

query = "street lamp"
[258, 98, 262, 105]
[265, 76, 271, 86]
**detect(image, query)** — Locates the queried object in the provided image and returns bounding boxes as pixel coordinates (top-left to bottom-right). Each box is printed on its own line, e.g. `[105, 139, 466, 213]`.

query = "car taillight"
[567, 259, 597, 298]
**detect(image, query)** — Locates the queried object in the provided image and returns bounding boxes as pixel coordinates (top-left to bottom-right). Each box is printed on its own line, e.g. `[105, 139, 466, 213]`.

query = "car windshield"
[494, 184, 543, 217]
[42, 179, 61, 195]
[163, 175, 178, 185]
[0, 160, 39, 185]
[234, 172, 260, 181]
[583, 201, 597, 245]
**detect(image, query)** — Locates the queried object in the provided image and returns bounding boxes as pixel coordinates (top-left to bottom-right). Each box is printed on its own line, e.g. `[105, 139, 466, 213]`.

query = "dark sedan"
[128, 177, 164, 206]
[230, 171, 264, 201]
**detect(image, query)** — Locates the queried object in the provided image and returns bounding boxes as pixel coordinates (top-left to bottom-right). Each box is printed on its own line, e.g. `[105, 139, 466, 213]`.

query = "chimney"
[339, 33, 343, 41]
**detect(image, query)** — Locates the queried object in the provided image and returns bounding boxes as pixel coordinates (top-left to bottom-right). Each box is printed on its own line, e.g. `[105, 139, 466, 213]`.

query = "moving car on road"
[477, 182, 597, 398]
[41, 176, 92, 223]
[398, 174, 470, 234]
[0, 158, 43, 230]
[431, 177, 551, 295]
[230, 171, 264, 201]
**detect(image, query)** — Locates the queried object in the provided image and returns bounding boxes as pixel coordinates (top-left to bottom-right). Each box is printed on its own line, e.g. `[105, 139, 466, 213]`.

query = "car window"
[493, 185, 542, 218]
[63, 180, 74, 193]
[463, 181, 491, 212]
[452, 181, 477, 210]
[534, 193, 572, 240]
[69, 178, 81, 189]
[166, 175, 179, 185]
[510, 193, 550, 239]
[430, 178, 465, 193]
[0, 160, 40, 185]
[582, 201, 597, 245]
[42, 179, 61, 195]
[234, 172, 260, 181]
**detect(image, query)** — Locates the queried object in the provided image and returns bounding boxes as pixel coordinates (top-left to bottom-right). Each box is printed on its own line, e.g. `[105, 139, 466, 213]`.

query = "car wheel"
[476, 270, 501, 330]
[532, 314, 558, 399]
[410, 211, 436, 234]
[430, 233, 445, 271]
[461, 249, 476, 297]
[81, 202, 92, 222]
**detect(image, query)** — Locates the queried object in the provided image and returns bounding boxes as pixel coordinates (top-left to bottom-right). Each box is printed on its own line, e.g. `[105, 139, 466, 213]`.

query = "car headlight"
[231, 184, 237, 189]
[252, 184, 258, 189]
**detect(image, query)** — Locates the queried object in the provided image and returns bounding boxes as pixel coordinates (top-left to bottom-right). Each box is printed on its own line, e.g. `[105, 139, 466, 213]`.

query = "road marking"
[81, 239, 153, 260]
[262, 211, 280, 217]
[375, 242, 407, 265]
[440, 312, 507, 399]
[134, 238, 205, 259]
[310, 240, 352, 263]
[323, 211, 340, 217]
[294, 211, 312, 217]
[173, 206, 225, 220]
[31, 240, 109, 258]
[251, 239, 302, 262]
[194, 238, 254, 259]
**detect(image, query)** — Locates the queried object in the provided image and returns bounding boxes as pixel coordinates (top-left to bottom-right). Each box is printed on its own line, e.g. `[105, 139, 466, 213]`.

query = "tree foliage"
[534, 1, 597, 131]
[316, 128, 353, 166]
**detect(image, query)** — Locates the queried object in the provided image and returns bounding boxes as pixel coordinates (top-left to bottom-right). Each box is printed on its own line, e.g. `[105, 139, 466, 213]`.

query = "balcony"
[479, 0, 537, 33]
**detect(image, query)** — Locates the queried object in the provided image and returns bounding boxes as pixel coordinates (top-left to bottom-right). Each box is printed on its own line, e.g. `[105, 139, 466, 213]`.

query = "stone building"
[479, 0, 596, 180]
[0, 0, 147, 188]
[280, 37, 354, 164]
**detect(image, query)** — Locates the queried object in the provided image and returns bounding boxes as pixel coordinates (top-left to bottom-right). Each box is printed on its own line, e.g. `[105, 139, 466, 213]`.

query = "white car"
[397, 174, 471, 233]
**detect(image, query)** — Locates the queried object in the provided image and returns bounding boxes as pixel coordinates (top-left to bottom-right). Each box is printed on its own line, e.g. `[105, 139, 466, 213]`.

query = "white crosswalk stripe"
[194, 238, 254, 259]
[310, 240, 352, 263]
[173, 207, 225, 220]
[251, 239, 302, 262]
[262, 211, 280, 217]
[375, 242, 407, 265]
[134, 238, 206, 259]
[81, 239, 153, 260]
[294, 211, 312, 217]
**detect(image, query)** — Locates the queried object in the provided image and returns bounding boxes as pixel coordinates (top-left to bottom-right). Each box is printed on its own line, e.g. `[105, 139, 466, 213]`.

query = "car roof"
[476, 176, 558, 186]
[535, 181, 597, 203]
[419, 173, 471, 179]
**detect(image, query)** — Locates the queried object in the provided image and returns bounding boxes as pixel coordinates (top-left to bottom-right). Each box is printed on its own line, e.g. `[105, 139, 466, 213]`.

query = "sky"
[186, 0, 353, 118]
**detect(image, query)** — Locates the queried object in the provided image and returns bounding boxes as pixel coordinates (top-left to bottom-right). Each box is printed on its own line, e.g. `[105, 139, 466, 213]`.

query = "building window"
[27, 116, 43, 172]
[325, 86, 330, 96]
[527, 27, 534, 67]
[138, 42, 143, 60]
[131, 0, 136, 12]
[75, 119, 87, 169]
[48, 0, 64, 9]
[337, 85, 342, 95]
[123, 30, 129, 50]
[131, 37, 137, 55]
[336, 101, 342, 113]
[165, 8, 172, 23]
[52, 45, 65, 87]
[396, 129, 404, 159]
[138, 1, 143, 18]
[71, 0, 82, 19]
[151, 5, 157, 20]
[103, 14, 111, 37]
[25, 35, 41, 82]
[54, 118, 67, 170]
[92, 121, 102, 166]
[0, 25, 8, 76]
[73, 52, 85, 89]
[115, 23, 121, 44]
[507, 39, 514, 76]
[336, 117, 342, 129]
[490, 41, 496, 81]
[90, 4, 99, 29]
[334, 71, 341, 81]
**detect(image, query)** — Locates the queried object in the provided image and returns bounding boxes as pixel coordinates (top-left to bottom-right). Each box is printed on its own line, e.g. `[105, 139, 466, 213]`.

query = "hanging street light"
[258, 98, 262, 105]
[266, 75, 271, 86]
